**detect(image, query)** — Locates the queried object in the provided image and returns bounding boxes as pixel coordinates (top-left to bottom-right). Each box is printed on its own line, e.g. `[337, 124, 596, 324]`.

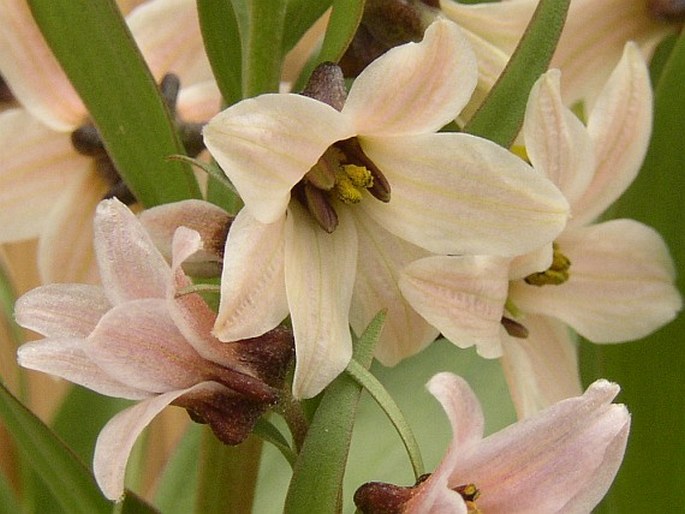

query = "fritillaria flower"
[0, 0, 217, 283]
[204, 19, 569, 399]
[354, 373, 630, 514]
[15, 199, 293, 500]
[399, 44, 682, 417]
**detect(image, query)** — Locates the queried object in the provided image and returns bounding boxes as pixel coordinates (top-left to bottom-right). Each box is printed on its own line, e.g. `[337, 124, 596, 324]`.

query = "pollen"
[524, 242, 571, 286]
[334, 165, 374, 204]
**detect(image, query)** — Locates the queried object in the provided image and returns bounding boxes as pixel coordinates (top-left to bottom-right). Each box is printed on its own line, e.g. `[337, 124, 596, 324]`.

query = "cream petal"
[37, 169, 107, 284]
[523, 70, 596, 207]
[361, 134, 569, 256]
[450, 380, 629, 513]
[127, 0, 212, 85]
[342, 19, 477, 136]
[0, 2, 85, 129]
[203, 94, 353, 224]
[15, 283, 110, 338]
[508, 244, 553, 281]
[17, 338, 149, 400]
[177, 80, 222, 122]
[94, 198, 171, 303]
[0, 109, 90, 243]
[570, 43, 653, 226]
[500, 315, 582, 419]
[349, 212, 438, 366]
[213, 209, 289, 341]
[510, 220, 682, 342]
[400, 255, 509, 359]
[285, 203, 357, 399]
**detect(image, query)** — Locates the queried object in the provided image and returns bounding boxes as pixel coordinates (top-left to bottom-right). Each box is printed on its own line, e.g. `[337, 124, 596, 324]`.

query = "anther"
[303, 182, 339, 233]
[524, 242, 571, 286]
[501, 316, 529, 338]
[337, 138, 391, 202]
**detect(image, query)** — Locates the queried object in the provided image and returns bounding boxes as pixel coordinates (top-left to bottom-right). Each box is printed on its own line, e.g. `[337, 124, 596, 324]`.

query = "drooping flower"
[203, 19, 569, 399]
[15, 199, 293, 500]
[0, 0, 218, 283]
[354, 373, 630, 514]
[399, 43, 682, 417]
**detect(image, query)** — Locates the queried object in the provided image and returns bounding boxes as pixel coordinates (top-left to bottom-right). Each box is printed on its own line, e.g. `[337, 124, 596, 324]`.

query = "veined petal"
[17, 338, 149, 400]
[94, 199, 171, 304]
[523, 70, 596, 207]
[361, 134, 569, 256]
[37, 169, 107, 284]
[350, 212, 438, 366]
[15, 283, 110, 338]
[0, 2, 85, 129]
[510, 219, 682, 342]
[285, 203, 357, 399]
[400, 255, 509, 359]
[0, 109, 90, 243]
[343, 19, 477, 136]
[127, 0, 212, 85]
[203, 94, 353, 224]
[213, 209, 289, 341]
[450, 380, 629, 513]
[570, 43, 653, 226]
[500, 315, 582, 419]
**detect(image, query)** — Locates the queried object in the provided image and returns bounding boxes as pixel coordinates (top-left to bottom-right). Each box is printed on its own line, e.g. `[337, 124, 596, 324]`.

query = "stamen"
[524, 242, 571, 286]
[454, 483, 482, 514]
[501, 316, 529, 338]
[303, 182, 339, 233]
[337, 138, 391, 202]
[334, 165, 374, 204]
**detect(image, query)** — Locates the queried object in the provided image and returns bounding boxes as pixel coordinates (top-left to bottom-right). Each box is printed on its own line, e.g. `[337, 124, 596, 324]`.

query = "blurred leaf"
[283, 0, 333, 52]
[581, 28, 685, 514]
[317, 0, 365, 64]
[464, 0, 570, 147]
[27, 0, 201, 207]
[117, 492, 160, 514]
[0, 382, 110, 514]
[0, 470, 21, 514]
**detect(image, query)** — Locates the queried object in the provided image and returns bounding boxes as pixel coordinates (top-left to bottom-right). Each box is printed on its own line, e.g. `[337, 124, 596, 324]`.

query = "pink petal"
[15, 283, 110, 338]
[213, 209, 289, 341]
[177, 80, 222, 123]
[343, 19, 477, 136]
[285, 203, 357, 399]
[349, 212, 438, 366]
[508, 244, 553, 281]
[511, 219, 682, 342]
[93, 199, 171, 304]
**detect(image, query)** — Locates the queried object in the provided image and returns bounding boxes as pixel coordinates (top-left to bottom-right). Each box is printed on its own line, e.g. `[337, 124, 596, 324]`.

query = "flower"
[203, 19, 569, 398]
[399, 43, 682, 417]
[15, 199, 293, 500]
[0, 0, 218, 283]
[354, 373, 630, 514]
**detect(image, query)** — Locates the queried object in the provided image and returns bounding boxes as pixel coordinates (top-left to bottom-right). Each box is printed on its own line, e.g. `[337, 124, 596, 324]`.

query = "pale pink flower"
[15, 199, 293, 500]
[355, 373, 630, 514]
[0, 0, 219, 283]
[203, 19, 569, 398]
[399, 44, 682, 417]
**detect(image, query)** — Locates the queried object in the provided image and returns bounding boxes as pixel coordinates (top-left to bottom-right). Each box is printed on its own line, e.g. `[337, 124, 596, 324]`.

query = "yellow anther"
[524, 242, 571, 286]
[342, 164, 373, 188]
[333, 165, 373, 204]
[334, 176, 364, 204]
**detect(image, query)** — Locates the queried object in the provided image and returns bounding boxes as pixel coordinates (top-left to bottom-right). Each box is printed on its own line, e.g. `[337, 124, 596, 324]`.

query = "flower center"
[454, 483, 482, 513]
[524, 242, 571, 286]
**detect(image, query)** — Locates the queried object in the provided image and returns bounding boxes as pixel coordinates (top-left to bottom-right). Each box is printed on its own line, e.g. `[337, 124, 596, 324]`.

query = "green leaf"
[27, 0, 201, 207]
[116, 492, 161, 514]
[0, 382, 111, 514]
[317, 0, 366, 64]
[253, 417, 297, 468]
[153, 424, 201, 514]
[283, 0, 334, 53]
[0, 469, 21, 514]
[464, 0, 570, 147]
[283, 311, 385, 514]
[581, 28, 685, 514]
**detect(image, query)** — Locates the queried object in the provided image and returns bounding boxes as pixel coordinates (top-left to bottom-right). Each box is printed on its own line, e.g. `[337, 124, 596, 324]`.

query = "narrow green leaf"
[464, 0, 570, 147]
[581, 28, 685, 514]
[317, 0, 365, 64]
[0, 382, 111, 514]
[153, 424, 201, 514]
[27, 0, 201, 207]
[253, 417, 297, 468]
[0, 470, 21, 514]
[283, 0, 333, 53]
[284, 311, 385, 514]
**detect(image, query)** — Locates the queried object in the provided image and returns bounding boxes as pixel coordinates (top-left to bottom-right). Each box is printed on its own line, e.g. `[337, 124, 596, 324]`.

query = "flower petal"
[523, 69, 596, 207]
[285, 203, 357, 399]
[0, 109, 90, 243]
[349, 212, 438, 366]
[94, 198, 171, 304]
[213, 209, 289, 341]
[400, 255, 509, 359]
[361, 134, 569, 256]
[203, 94, 353, 224]
[510, 219, 682, 342]
[177, 80, 222, 122]
[508, 244, 553, 281]
[500, 315, 582, 419]
[570, 43, 653, 226]
[15, 283, 110, 338]
[0, 2, 85, 129]
[17, 338, 149, 400]
[342, 19, 477, 136]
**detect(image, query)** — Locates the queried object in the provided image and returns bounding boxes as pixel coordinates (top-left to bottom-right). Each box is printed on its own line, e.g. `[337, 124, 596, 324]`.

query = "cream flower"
[204, 19, 569, 398]
[399, 44, 682, 417]
[355, 373, 630, 514]
[15, 199, 293, 501]
[0, 0, 218, 283]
